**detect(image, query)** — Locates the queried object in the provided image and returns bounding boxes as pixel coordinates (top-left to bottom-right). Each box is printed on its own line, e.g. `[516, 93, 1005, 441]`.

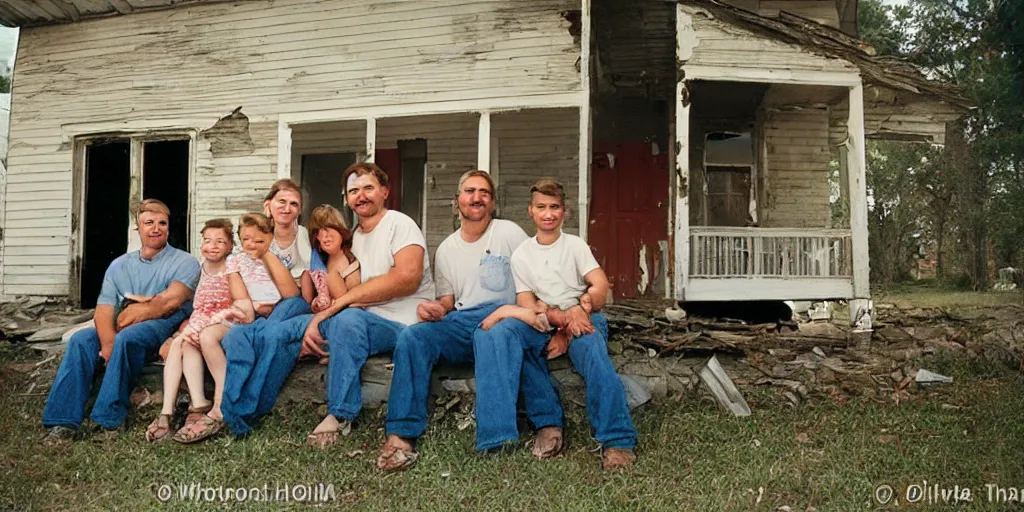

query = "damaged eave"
[677, 0, 973, 112]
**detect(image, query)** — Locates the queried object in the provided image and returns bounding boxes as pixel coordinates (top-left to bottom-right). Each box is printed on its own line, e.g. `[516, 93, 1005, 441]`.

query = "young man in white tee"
[482, 178, 638, 470]
[300, 162, 436, 448]
[377, 170, 558, 472]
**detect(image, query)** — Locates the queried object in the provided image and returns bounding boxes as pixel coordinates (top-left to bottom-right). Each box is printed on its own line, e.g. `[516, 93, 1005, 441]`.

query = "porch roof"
[0, 0, 227, 28]
[679, 0, 972, 111]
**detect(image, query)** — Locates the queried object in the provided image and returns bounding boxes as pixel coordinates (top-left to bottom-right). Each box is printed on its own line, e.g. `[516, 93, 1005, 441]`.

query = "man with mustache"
[42, 199, 201, 444]
[376, 170, 556, 472]
[301, 162, 436, 448]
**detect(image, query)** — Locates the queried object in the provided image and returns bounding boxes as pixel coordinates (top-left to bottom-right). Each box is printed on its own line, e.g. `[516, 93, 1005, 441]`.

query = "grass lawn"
[877, 282, 1023, 310]
[1, 342, 1022, 511]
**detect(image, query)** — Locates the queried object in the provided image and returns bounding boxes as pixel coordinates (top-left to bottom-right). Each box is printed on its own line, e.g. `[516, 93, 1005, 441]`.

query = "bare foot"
[531, 426, 563, 459]
[377, 435, 418, 472]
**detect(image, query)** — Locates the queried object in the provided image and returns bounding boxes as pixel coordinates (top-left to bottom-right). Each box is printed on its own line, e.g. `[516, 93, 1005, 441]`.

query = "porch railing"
[690, 227, 853, 278]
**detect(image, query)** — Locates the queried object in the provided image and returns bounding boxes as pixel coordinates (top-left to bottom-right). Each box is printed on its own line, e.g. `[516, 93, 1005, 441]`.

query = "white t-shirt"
[352, 210, 435, 325]
[270, 224, 312, 280]
[435, 219, 528, 310]
[511, 231, 601, 310]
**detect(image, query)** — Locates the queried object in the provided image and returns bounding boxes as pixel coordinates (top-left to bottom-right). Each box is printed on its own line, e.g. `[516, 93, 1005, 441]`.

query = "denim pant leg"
[253, 311, 313, 421]
[518, 324, 564, 431]
[385, 318, 475, 439]
[473, 317, 563, 450]
[567, 313, 637, 450]
[321, 308, 405, 421]
[43, 328, 102, 429]
[90, 311, 188, 428]
[221, 319, 268, 433]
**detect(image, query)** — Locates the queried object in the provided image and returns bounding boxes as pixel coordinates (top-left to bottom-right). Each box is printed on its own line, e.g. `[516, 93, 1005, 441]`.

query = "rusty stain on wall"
[201, 107, 255, 157]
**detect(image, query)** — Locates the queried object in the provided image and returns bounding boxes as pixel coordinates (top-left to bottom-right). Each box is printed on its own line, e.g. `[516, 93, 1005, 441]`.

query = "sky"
[0, 27, 17, 70]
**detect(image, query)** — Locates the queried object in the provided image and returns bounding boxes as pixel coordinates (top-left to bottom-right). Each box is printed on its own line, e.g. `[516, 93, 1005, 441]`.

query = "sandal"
[376, 441, 419, 473]
[145, 414, 174, 443]
[531, 426, 563, 459]
[172, 414, 224, 444]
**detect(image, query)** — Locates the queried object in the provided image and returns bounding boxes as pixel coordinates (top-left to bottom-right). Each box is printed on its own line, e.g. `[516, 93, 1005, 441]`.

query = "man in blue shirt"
[42, 199, 200, 443]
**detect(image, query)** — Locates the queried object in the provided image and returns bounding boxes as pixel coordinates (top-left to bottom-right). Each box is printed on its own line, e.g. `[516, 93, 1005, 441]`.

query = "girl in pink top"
[146, 219, 239, 442]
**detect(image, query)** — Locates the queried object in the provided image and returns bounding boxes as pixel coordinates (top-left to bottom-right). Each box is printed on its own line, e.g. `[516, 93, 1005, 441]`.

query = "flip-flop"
[145, 414, 174, 443]
[531, 426, 564, 459]
[376, 442, 419, 473]
[173, 414, 224, 444]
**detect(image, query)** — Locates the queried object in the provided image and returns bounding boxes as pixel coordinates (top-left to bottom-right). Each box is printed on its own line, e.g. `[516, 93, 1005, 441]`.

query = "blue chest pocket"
[479, 252, 512, 293]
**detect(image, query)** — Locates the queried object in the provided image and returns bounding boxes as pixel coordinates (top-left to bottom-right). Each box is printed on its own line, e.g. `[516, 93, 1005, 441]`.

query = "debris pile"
[0, 296, 93, 348]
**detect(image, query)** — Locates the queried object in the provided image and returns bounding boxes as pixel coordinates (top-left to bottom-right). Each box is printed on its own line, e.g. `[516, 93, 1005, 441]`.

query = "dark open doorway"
[80, 140, 130, 308]
[143, 140, 191, 252]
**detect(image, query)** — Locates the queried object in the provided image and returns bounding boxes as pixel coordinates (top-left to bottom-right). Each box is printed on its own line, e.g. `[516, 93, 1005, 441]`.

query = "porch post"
[847, 83, 872, 329]
[365, 117, 376, 163]
[577, 0, 592, 241]
[277, 120, 292, 179]
[477, 111, 491, 172]
[674, 79, 691, 301]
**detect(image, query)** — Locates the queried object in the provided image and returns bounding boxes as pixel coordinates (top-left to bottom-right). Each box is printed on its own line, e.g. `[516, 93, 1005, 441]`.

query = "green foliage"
[0, 74, 8, 94]
[859, 0, 1024, 289]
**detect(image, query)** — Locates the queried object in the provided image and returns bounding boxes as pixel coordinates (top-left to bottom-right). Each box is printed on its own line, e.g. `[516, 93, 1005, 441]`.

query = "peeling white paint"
[676, 10, 699, 62]
[638, 243, 650, 294]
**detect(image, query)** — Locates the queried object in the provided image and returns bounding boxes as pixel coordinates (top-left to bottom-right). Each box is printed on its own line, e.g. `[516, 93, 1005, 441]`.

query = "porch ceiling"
[0, 0, 228, 28]
[679, 0, 973, 112]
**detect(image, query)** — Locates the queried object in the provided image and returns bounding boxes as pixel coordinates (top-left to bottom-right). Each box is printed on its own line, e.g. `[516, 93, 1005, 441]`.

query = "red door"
[588, 142, 669, 299]
[375, 148, 402, 212]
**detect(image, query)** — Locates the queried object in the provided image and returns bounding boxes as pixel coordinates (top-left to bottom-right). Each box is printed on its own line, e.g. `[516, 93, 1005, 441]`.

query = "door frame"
[71, 130, 196, 306]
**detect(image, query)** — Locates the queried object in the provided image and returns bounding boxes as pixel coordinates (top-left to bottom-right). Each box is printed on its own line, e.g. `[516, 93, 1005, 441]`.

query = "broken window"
[76, 134, 192, 308]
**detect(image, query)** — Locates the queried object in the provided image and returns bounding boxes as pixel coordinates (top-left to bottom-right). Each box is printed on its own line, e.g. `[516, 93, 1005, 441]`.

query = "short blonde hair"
[136, 198, 170, 223]
[201, 218, 234, 241]
[238, 212, 274, 235]
[529, 178, 567, 206]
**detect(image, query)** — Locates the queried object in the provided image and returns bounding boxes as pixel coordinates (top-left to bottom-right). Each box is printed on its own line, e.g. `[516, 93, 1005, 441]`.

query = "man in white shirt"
[377, 170, 556, 472]
[488, 178, 638, 470]
[301, 162, 435, 449]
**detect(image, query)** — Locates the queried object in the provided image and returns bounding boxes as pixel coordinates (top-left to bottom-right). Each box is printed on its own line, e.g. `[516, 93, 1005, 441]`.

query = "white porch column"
[577, 0, 592, 241]
[674, 80, 691, 301]
[277, 120, 292, 179]
[847, 83, 872, 329]
[365, 117, 376, 163]
[477, 111, 491, 172]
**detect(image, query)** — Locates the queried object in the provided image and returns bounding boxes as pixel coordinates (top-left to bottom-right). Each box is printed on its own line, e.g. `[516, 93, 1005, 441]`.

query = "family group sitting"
[41, 163, 638, 471]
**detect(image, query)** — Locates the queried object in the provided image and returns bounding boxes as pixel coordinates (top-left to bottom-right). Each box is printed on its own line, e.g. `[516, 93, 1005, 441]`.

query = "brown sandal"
[531, 426, 564, 459]
[305, 419, 351, 449]
[601, 448, 637, 470]
[172, 414, 224, 444]
[376, 442, 419, 473]
[145, 414, 173, 443]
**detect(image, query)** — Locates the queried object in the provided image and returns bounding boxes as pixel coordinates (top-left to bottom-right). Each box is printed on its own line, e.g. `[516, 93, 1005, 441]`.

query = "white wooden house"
[0, 0, 968, 327]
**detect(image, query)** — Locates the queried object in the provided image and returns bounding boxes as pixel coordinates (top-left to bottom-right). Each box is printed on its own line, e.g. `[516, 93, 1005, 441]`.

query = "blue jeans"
[221, 296, 310, 435]
[385, 302, 510, 450]
[472, 317, 564, 450]
[488, 313, 637, 450]
[320, 308, 405, 421]
[42, 309, 189, 429]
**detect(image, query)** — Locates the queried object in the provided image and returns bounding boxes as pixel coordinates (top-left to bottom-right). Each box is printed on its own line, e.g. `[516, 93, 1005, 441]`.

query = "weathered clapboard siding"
[1, 0, 581, 296]
[761, 108, 831, 228]
[493, 108, 580, 236]
[679, 4, 857, 75]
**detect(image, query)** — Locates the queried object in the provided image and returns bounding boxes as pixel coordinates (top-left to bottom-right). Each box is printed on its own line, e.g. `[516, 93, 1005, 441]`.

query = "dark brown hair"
[308, 204, 356, 263]
[341, 162, 390, 192]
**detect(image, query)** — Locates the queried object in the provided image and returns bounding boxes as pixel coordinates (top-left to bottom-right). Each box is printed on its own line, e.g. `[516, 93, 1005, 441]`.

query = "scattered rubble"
[0, 296, 93, 347]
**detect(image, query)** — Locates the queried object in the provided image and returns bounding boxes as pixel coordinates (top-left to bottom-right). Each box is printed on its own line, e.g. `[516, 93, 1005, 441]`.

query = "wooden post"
[477, 111, 491, 172]
[365, 117, 376, 163]
[277, 120, 292, 179]
[847, 83, 872, 329]
[577, 0, 592, 241]
[674, 79, 691, 300]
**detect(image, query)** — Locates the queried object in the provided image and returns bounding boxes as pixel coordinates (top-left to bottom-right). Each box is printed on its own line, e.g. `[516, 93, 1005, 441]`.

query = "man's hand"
[565, 306, 595, 338]
[579, 294, 593, 314]
[300, 320, 327, 358]
[417, 300, 447, 322]
[116, 303, 151, 331]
